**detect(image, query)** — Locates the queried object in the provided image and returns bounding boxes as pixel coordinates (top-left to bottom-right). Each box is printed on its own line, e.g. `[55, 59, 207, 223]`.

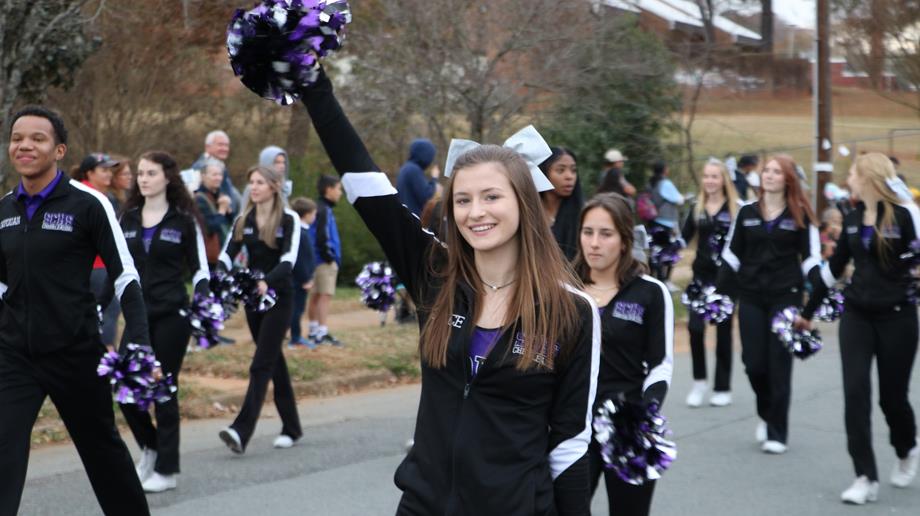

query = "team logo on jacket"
[612, 301, 644, 324]
[743, 219, 761, 227]
[123, 230, 137, 238]
[449, 314, 466, 328]
[275, 227, 285, 238]
[160, 228, 182, 244]
[715, 212, 731, 223]
[881, 225, 902, 239]
[778, 219, 797, 231]
[0, 216, 20, 230]
[244, 227, 255, 235]
[511, 332, 560, 366]
[41, 212, 74, 232]
[847, 226, 858, 234]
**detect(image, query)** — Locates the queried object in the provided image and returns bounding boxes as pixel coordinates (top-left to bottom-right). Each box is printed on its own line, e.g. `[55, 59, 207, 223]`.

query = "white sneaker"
[685, 381, 708, 408]
[841, 476, 878, 504]
[709, 391, 732, 407]
[219, 427, 244, 454]
[135, 448, 157, 482]
[273, 435, 300, 449]
[891, 443, 920, 487]
[142, 472, 177, 493]
[755, 421, 767, 443]
[761, 440, 787, 454]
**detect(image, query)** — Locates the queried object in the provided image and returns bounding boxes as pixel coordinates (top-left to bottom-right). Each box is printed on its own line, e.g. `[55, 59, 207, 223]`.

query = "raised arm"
[299, 70, 441, 303]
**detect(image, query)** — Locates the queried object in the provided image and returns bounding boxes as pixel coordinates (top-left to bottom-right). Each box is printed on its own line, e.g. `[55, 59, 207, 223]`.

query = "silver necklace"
[482, 279, 515, 291]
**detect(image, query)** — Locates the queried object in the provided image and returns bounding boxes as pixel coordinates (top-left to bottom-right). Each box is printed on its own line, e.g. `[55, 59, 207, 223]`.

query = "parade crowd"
[2, 6, 919, 515]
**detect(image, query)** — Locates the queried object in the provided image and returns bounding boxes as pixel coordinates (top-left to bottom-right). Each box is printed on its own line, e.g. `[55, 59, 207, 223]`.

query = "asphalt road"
[19, 320, 920, 515]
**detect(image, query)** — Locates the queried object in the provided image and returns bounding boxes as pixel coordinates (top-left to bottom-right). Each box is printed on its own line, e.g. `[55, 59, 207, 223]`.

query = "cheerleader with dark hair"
[117, 151, 211, 493]
[718, 155, 822, 455]
[540, 147, 585, 261]
[576, 193, 674, 516]
[682, 159, 740, 408]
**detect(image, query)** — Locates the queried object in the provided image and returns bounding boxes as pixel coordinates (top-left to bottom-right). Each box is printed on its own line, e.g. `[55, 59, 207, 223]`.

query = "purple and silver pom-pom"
[814, 288, 844, 322]
[355, 261, 398, 312]
[593, 396, 677, 486]
[648, 226, 684, 269]
[180, 293, 227, 349]
[234, 268, 278, 312]
[706, 224, 731, 265]
[227, 0, 352, 105]
[210, 269, 244, 315]
[771, 306, 823, 359]
[97, 343, 176, 410]
[681, 280, 734, 324]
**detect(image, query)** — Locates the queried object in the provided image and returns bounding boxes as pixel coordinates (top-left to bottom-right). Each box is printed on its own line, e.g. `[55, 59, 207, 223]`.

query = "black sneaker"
[217, 335, 236, 345]
[320, 334, 344, 347]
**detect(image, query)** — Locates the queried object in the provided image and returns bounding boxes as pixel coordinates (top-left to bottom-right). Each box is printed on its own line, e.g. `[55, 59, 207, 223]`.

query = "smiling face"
[701, 163, 725, 196]
[760, 159, 787, 194]
[8, 115, 66, 179]
[206, 133, 230, 161]
[248, 170, 276, 204]
[451, 162, 521, 254]
[136, 158, 168, 198]
[546, 153, 577, 198]
[580, 206, 623, 274]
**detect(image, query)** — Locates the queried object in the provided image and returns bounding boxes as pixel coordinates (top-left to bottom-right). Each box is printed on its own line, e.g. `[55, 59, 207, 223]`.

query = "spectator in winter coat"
[307, 175, 343, 346]
[396, 138, 441, 216]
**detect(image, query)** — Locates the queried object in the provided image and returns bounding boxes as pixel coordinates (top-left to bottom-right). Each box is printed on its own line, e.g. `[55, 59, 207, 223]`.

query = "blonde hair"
[853, 153, 910, 260]
[232, 166, 285, 248]
[693, 159, 739, 220]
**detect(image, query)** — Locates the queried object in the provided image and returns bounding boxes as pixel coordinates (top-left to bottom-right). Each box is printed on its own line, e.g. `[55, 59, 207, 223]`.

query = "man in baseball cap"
[599, 148, 636, 196]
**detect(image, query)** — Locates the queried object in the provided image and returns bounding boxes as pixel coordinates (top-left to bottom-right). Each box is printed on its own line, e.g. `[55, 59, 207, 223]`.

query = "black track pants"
[0, 345, 149, 515]
[120, 312, 191, 474]
[231, 291, 302, 448]
[688, 311, 733, 392]
[839, 305, 918, 481]
[588, 438, 657, 516]
[737, 294, 799, 444]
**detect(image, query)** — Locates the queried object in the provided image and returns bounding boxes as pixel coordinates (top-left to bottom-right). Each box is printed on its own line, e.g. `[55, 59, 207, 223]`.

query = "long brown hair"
[757, 154, 816, 228]
[124, 151, 204, 229]
[232, 166, 284, 248]
[573, 193, 647, 286]
[419, 145, 581, 371]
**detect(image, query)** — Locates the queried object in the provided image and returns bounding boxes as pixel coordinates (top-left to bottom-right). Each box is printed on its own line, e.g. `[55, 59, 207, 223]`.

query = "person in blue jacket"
[307, 175, 343, 346]
[396, 138, 441, 216]
[289, 197, 317, 348]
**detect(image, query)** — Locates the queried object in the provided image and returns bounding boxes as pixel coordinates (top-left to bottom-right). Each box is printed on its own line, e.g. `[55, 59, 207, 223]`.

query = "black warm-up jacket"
[0, 175, 149, 353]
[301, 69, 601, 516]
[120, 206, 210, 318]
[803, 200, 920, 318]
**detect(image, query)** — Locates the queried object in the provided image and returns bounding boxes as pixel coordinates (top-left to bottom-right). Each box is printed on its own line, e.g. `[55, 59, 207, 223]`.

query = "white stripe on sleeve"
[641, 275, 674, 393]
[548, 285, 601, 480]
[280, 209, 301, 265]
[720, 212, 741, 272]
[192, 222, 211, 286]
[71, 180, 139, 299]
[342, 172, 397, 204]
[801, 224, 822, 275]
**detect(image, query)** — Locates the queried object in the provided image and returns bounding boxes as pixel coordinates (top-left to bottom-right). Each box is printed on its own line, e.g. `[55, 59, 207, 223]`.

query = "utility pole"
[814, 0, 832, 214]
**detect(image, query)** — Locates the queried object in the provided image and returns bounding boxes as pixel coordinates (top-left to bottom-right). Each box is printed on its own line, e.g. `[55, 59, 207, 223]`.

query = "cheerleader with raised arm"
[576, 193, 674, 516]
[298, 68, 600, 516]
[682, 160, 739, 408]
[718, 155, 822, 455]
[798, 153, 920, 504]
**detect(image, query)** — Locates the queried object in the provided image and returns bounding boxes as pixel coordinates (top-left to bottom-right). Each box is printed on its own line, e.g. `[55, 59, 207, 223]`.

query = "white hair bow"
[885, 176, 914, 203]
[443, 125, 555, 192]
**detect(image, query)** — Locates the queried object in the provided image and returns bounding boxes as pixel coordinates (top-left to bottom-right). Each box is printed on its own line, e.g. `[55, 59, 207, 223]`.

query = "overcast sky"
[771, 0, 816, 29]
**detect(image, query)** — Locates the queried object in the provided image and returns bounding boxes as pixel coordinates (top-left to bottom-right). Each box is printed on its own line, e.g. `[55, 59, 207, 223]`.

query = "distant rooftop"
[602, 0, 762, 45]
